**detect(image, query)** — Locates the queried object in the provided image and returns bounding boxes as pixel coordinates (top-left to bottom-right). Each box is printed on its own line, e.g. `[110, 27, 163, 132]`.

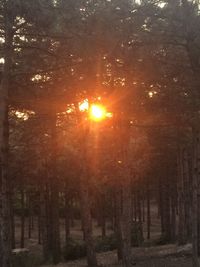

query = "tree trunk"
[118, 123, 133, 267]
[115, 187, 123, 261]
[100, 193, 106, 238]
[121, 175, 132, 267]
[28, 192, 32, 239]
[146, 177, 151, 240]
[80, 172, 98, 267]
[49, 112, 61, 264]
[78, 123, 98, 267]
[142, 189, 145, 223]
[183, 149, 191, 241]
[178, 149, 186, 245]
[163, 174, 171, 242]
[192, 130, 200, 267]
[170, 176, 177, 242]
[40, 181, 51, 261]
[64, 191, 70, 242]
[20, 190, 25, 248]
[10, 190, 15, 249]
[0, 5, 13, 266]
[38, 212, 41, 245]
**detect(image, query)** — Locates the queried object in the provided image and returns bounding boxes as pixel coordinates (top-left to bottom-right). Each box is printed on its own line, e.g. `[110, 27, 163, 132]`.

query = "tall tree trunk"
[115, 186, 123, 261]
[121, 173, 132, 267]
[0, 4, 13, 266]
[192, 130, 200, 267]
[178, 149, 186, 245]
[118, 123, 133, 267]
[183, 149, 191, 240]
[142, 188, 145, 223]
[49, 112, 61, 264]
[10, 190, 15, 249]
[70, 199, 75, 228]
[28, 192, 32, 239]
[163, 174, 171, 242]
[170, 176, 177, 242]
[20, 190, 25, 248]
[146, 177, 151, 240]
[80, 172, 98, 267]
[99, 193, 106, 238]
[64, 190, 70, 242]
[40, 184, 50, 261]
[79, 126, 98, 267]
[38, 211, 41, 245]
[137, 187, 142, 226]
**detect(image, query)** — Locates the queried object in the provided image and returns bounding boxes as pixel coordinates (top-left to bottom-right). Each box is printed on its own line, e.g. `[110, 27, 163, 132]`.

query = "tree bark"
[115, 187, 123, 261]
[64, 190, 70, 242]
[40, 184, 50, 261]
[192, 130, 200, 267]
[177, 149, 186, 245]
[121, 175, 132, 267]
[80, 172, 98, 267]
[20, 190, 25, 248]
[79, 126, 98, 267]
[49, 112, 61, 264]
[0, 3, 13, 266]
[146, 177, 151, 240]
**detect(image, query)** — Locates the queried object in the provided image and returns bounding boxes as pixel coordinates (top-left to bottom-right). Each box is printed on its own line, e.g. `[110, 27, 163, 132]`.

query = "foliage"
[63, 238, 87, 261]
[12, 251, 42, 267]
[95, 234, 118, 252]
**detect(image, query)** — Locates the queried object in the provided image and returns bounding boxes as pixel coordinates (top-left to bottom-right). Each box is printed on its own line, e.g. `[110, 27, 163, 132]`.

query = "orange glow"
[89, 104, 106, 121]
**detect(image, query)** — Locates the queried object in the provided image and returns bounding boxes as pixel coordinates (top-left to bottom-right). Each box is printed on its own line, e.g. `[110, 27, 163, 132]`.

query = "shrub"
[63, 238, 87, 261]
[12, 250, 42, 267]
[95, 234, 117, 252]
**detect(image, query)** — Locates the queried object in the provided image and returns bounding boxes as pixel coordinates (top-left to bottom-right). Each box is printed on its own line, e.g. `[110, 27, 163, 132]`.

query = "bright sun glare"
[78, 99, 112, 121]
[89, 104, 106, 121]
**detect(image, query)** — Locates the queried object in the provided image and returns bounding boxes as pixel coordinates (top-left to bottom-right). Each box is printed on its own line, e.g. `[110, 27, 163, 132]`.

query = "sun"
[89, 104, 106, 121]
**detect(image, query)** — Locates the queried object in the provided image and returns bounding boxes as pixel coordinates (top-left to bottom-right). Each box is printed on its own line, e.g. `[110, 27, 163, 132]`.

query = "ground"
[39, 244, 192, 267]
[13, 205, 193, 267]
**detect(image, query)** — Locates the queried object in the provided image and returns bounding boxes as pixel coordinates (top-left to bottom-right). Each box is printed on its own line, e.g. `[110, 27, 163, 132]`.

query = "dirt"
[14, 205, 193, 267]
[39, 244, 193, 267]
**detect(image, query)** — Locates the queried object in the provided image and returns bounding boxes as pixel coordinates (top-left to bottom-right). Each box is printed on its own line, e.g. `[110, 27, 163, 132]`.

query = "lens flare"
[89, 104, 106, 121]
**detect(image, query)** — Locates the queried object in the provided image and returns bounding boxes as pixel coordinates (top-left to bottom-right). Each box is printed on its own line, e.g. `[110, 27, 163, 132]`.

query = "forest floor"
[14, 205, 193, 267]
[39, 243, 193, 267]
